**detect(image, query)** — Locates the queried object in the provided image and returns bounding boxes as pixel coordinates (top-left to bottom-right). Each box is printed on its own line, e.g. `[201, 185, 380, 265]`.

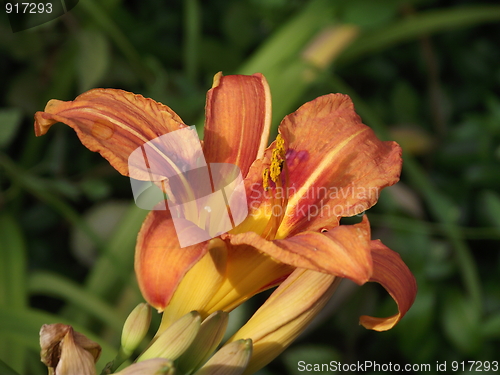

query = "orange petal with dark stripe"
[359, 240, 417, 331]
[34, 89, 186, 176]
[230, 216, 372, 285]
[203, 73, 272, 178]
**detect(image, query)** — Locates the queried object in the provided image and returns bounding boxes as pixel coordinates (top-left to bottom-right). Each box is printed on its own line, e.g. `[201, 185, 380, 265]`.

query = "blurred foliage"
[1, 0, 500, 374]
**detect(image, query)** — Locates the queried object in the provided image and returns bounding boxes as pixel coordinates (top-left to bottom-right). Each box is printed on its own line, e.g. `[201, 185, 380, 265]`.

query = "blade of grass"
[28, 272, 124, 333]
[78, 0, 153, 84]
[0, 214, 27, 373]
[1, 152, 140, 327]
[0, 307, 116, 369]
[237, 0, 340, 128]
[0, 153, 105, 251]
[0, 214, 27, 310]
[368, 213, 500, 240]
[83, 203, 148, 300]
[65, 203, 148, 327]
[0, 360, 19, 375]
[338, 5, 500, 65]
[238, 0, 337, 76]
[184, 0, 200, 84]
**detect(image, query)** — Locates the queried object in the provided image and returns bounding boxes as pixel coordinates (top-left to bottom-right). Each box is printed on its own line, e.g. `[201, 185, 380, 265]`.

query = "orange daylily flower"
[34, 72, 416, 332]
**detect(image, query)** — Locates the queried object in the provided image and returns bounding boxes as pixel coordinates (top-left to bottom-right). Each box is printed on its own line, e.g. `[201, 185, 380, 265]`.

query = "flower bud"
[138, 311, 201, 362]
[193, 339, 252, 375]
[177, 310, 229, 374]
[112, 358, 175, 375]
[228, 269, 340, 375]
[121, 303, 151, 355]
[40, 323, 101, 375]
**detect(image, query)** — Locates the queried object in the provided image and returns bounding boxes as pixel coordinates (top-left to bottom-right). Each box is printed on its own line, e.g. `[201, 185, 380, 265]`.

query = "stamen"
[261, 134, 289, 240]
[269, 135, 286, 183]
[262, 168, 270, 191]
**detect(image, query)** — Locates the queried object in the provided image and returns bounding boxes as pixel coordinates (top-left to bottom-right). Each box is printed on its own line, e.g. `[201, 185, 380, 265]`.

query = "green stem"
[100, 347, 131, 375]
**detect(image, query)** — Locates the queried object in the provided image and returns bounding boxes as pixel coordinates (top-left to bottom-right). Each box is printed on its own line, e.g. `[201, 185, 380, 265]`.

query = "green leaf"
[77, 29, 110, 91]
[84, 203, 148, 299]
[396, 282, 437, 362]
[78, 0, 153, 84]
[237, 0, 339, 128]
[0, 109, 22, 148]
[341, 0, 398, 30]
[339, 5, 500, 64]
[70, 201, 130, 267]
[28, 272, 124, 333]
[0, 214, 27, 373]
[441, 290, 482, 355]
[482, 314, 500, 339]
[183, 0, 201, 84]
[0, 359, 19, 375]
[65, 203, 148, 326]
[0, 307, 116, 369]
[0, 154, 105, 251]
[0, 214, 27, 309]
[480, 191, 500, 229]
[390, 80, 420, 125]
[239, 0, 337, 75]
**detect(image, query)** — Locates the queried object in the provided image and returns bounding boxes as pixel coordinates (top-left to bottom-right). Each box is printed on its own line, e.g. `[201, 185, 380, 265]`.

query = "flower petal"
[34, 89, 186, 176]
[359, 240, 417, 331]
[230, 216, 372, 285]
[202, 243, 294, 313]
[158, 240, 227, 331]
[134, 208, 213, 312]
[227, 268, 340, 375]
[203, 73, 272, 177]
[257, 93, 401, 237]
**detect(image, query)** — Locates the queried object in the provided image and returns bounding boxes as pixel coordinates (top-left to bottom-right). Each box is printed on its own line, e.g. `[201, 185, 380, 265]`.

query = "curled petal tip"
[33, 89, 186, 176]
[359, 240, 417, 331]
[211, 71, 223, 88]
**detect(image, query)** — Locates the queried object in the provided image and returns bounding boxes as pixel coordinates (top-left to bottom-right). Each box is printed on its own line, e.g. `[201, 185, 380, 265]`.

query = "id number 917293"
[6, 3, 53, 14]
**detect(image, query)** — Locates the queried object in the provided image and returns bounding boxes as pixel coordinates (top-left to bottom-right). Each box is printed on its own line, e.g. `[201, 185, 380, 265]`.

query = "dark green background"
[1, 0, 500, 374]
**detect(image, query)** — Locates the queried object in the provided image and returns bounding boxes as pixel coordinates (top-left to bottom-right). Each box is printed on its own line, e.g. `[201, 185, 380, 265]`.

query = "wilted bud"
[121, 303, 151, 355]
[193, 339, 252, 375]
[138, 311, 201, 362]
[40, 323, 101, 375]
[177, 310, 229, 374]
[228, 269, 340, 375]
[112, 358, 175, 375]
